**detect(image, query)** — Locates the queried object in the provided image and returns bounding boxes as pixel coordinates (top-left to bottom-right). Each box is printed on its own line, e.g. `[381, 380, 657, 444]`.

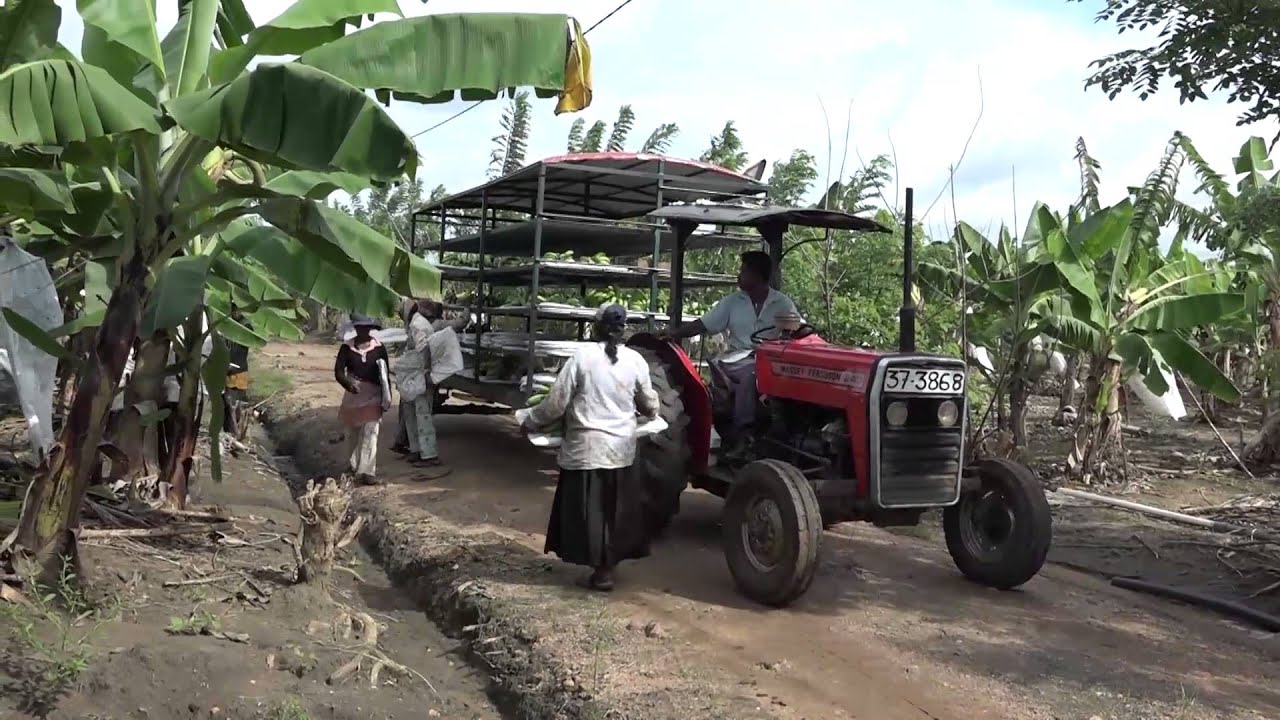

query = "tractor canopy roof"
[650, 204, 891, 234]
[414, 152, 768, 220]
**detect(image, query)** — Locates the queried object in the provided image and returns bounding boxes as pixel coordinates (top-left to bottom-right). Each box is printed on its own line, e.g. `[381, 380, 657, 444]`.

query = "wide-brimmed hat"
[350, 313, 382, 329]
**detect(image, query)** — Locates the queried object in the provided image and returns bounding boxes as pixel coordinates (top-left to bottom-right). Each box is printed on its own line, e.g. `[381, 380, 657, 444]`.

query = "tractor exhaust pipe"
[899, 187, 916, 353]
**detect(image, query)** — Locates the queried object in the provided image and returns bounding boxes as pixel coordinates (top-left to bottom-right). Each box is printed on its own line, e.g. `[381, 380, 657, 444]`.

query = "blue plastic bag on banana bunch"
[0, 236, 62, 459]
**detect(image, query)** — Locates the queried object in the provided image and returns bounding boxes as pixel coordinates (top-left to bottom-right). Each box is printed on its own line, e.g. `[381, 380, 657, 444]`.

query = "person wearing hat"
[334, 314, 391, 484]
[517, 304, 659, 591]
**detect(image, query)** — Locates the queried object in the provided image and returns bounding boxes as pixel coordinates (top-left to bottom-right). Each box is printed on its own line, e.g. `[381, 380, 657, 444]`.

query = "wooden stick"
[1132, 533, 1160, 559]
[1179, 376, 1255, 479]
[1248, 578, 1280, 599]
[162, 574, 238, 588]
[144, 508, 234, 523]
[251, 391, 282, 411]
[78, 522, 234, 539]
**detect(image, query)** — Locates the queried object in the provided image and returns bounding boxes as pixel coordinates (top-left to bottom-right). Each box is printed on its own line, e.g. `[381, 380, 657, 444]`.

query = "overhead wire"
[410, 0, 636, 139]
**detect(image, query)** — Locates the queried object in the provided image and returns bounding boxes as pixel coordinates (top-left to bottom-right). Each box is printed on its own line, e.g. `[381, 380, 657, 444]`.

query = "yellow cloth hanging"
[555, 19, 592, 115]
[226, 372, 250, 391]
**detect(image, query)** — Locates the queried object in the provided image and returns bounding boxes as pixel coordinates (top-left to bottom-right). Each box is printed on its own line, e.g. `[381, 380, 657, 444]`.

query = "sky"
[54, 0, 1280, 245]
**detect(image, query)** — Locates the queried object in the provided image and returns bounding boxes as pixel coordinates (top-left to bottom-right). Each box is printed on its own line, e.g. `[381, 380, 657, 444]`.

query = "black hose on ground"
[1110, 576, 1280, 633]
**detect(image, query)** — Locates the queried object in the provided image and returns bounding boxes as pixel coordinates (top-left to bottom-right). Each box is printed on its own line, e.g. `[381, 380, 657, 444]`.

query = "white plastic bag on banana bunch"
[1126, 356, 1186, 420]
[0, 236, 62, 458]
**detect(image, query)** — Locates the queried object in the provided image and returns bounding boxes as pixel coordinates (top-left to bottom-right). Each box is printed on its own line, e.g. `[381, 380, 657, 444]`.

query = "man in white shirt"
[394, 299, 468, 475]
[665, 251, 798, 450]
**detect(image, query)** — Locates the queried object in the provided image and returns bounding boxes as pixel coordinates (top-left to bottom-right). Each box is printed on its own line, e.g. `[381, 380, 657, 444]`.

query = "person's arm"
[634, 355, 659, 419]
[669, 295, 730, 339]
[446, 313, 470, 332]
[666, 318, 706, 341]
[334, 346, 357, 393]
[523, 355, 578, 429]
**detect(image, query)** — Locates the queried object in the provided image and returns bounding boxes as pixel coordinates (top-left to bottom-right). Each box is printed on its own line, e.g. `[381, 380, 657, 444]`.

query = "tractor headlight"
[937, 400, 959, 427]
[886, 401, 908, 427]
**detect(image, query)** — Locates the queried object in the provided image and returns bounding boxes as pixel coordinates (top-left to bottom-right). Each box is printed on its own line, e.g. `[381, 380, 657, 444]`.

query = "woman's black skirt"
[545, 466, 650, 568]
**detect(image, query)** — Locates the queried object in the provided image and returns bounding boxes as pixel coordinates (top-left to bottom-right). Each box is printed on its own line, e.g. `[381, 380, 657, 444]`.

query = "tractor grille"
[876, 395, 963, 507]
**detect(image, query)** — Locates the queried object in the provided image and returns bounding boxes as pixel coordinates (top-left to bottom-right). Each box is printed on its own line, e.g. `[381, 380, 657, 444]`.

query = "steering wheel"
[749, 325, 777, 345]
[750, 324, 816, 344]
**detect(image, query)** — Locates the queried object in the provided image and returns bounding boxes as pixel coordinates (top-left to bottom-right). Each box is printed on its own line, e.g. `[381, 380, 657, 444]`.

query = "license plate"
[883, 367, 966, 395]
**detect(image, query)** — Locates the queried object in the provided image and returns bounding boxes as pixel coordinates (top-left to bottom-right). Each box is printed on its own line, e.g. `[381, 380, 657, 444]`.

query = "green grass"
[249, 363, 294, 402]
[264, 696, 310, 720]
[0, 559, 119, 691]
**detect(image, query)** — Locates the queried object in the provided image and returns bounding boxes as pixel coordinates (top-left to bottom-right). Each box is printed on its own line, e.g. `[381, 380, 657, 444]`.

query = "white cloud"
[53, 0, 1277, 243]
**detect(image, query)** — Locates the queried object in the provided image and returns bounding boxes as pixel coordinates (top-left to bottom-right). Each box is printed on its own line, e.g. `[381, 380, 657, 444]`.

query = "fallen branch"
[145, 508, 234, 524]
[1132, 533, 1160, 559]
[162, 574, 239, 588]
[1248, 578, 1280, 599]
[251, 391, 283, 411]
[77, 522, 234, 540]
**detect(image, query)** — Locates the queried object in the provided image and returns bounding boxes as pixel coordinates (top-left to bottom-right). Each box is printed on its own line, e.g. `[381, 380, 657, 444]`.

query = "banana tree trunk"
[115, 334, 170, 501]
[1066, 356, 1123, 484]
[1199, 349, 1231, 422]
[161, 312, 204, 510]
[1009, 374, 1029, 448]
[1246, 297, 1280, 467]
[1267, 298, 1280, 417]
[15, 264, 145, 561]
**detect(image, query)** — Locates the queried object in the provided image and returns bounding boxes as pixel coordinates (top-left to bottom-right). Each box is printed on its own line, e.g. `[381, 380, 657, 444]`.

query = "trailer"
[409, 153, 769, 409]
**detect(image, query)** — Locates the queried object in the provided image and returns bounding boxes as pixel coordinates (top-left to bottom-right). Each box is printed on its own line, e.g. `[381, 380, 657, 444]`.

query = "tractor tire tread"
[723, 459, 822, 607]
[634, 347, 691, 536]
[943, 457, 1052, 590]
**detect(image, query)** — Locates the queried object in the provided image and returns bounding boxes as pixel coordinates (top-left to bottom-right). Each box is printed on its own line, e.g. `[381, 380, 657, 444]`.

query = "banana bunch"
[523, 391, 564, 436]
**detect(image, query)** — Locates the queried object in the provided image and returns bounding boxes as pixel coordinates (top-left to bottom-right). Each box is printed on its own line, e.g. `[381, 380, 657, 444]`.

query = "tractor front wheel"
[943, 458, 1052, 589]
[722, 460, 821, 607]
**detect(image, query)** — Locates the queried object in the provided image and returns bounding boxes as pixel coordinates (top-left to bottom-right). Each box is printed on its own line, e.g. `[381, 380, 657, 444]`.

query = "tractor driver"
[664, 250, 798, 451]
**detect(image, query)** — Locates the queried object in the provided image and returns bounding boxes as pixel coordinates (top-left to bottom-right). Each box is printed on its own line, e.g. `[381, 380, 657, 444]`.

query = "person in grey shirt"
[665, 251, 798, 453]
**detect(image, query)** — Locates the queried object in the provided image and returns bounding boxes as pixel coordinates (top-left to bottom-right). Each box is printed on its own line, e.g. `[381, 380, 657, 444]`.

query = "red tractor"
[627, 193, 1053, 606]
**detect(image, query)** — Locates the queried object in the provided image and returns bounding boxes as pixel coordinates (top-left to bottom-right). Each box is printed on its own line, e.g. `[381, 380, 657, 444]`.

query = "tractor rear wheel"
[722, 460, 822, 607]
[634, 348, 691, 536]
[943, 458, 1052, 589]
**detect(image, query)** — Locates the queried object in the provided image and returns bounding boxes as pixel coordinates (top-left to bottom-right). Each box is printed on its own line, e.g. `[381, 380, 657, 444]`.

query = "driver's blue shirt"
[700, 288, 798, 363]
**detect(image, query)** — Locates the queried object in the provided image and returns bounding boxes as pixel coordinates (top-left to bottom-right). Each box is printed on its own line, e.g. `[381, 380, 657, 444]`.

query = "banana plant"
[1037, 190, 1242, 482]
[0, 0, 594, 567]
[918, 208, 1075, 449]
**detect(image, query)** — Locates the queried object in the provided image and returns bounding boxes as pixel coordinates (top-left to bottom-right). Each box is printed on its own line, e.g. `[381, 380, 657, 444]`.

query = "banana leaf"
[0, 58, 163, 149]
[0, 0, 62, 70]
[299, 13, 584, 105]
[166, 62, 417, 182]
[209, 0, 400, 83]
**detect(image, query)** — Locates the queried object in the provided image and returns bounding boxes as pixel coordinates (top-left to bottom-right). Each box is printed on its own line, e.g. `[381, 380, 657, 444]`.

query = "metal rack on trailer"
[410, 152, 768, 408]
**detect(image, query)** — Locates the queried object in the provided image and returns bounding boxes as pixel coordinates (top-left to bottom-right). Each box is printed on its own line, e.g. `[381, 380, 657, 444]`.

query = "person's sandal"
[354, 473, 382, 486]
[578, 569, 614, 592]
[412, 457, 452, 479]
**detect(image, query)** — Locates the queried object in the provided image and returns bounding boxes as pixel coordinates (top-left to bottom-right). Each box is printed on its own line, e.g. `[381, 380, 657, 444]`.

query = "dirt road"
[263, 342, 1280, 720]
